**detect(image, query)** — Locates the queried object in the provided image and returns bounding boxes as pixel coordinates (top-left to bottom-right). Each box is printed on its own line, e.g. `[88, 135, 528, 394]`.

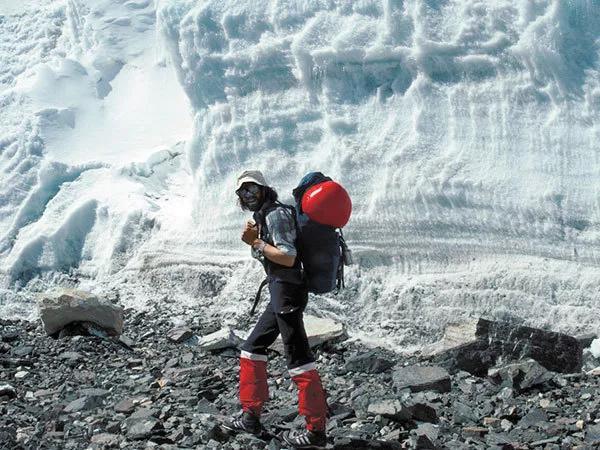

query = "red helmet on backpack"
[301, 180, 352, 228]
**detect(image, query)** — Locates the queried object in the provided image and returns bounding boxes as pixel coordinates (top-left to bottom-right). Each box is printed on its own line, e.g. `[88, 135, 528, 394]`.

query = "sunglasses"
[236, 184, 262, 197]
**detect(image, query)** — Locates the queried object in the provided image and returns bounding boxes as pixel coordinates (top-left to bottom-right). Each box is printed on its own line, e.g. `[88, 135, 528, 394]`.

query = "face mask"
[237, 184, 263, 211]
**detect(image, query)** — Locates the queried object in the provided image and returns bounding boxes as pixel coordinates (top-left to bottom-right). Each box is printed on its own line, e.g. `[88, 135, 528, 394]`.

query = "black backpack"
[292, 172, 352, 294]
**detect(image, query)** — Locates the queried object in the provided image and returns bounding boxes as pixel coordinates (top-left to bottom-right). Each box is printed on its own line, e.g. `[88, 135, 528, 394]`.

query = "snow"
[1, 0, 599, 350]
[592, 339, 600, 359]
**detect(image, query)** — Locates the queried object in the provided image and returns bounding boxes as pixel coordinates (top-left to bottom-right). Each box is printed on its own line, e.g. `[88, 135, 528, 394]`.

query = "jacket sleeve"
[265, 208, 297, 256]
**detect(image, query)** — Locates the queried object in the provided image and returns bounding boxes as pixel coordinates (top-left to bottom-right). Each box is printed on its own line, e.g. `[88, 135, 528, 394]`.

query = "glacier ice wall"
[158, 0, 600, 259]
[1, 0, 599, 349]
[156, 0, 600, 346]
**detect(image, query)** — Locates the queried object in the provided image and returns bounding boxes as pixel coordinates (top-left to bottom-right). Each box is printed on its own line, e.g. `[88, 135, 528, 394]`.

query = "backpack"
[292, 172, 353, 294]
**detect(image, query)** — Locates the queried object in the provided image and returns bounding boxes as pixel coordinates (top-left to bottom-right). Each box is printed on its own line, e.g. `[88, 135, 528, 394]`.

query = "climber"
[222, 170, 328, 449]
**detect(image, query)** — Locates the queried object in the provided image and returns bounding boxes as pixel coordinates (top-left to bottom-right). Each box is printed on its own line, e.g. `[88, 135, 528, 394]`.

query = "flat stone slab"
[367, 399, 412, 422]
[393, 365, 451, 393]
[64, 395, 103, 413]
[167, 326, 193, 343]
[198, 328, 242, 352]
[38, 288, 123, 336]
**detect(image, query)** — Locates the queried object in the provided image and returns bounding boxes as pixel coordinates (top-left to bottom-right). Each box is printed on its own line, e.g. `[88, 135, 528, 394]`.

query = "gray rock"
[485, 431, 512, 446]
[106, 421, 121, 434]
[11, 346, 33, 357]
[1, 332, 19, 342]
[367, 399, 411, 422]
[130, 407, 156, 419]
[58, 351, 83, 361]
[425, 318, 582, 376]
[38, 289, 124, 336]
[530, 437, 560, 446]
[344, 351, 394, 374]
[199, 328, 242, 352]
[79, 388, 109, 398]
[328, 402, 354, 421]
[410, 433, 436, 449]
[64, 395, 103, 413]
[407, 401, 438, 423]
[126, 417, 162, 440]
[496, 386, 514, 400]
[393, 365, 451, 393]
[168, 326, 193, 343]
[586, 423, 600, 445]
[517, 408, 548, 428]
[452, 401, 479, 425]
[114, 398, 136, 413]
[196, 397, 219, 414]
[90, 433, 120, 446]
[577, 333, 597, 349]
[169, 425, 192, 442]
[118, 334, 135, 348]
[415, 422, 439, 442]
[0, 384, 17, 399]
[488, 359, 554, 393]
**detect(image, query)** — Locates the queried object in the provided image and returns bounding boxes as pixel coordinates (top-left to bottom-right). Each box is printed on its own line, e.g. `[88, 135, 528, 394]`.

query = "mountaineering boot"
[222, 410, 262, 436]
[282, 429, 327, 449]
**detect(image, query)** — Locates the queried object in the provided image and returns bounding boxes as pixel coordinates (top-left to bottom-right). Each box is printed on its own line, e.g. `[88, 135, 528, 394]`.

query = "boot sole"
[283, 445, 327, 450]
[281, 438, 327, 449]
[221, 422, 263, 436]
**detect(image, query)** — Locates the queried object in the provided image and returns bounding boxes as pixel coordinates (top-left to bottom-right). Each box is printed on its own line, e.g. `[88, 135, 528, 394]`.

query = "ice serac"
[157, 0, 600, 347]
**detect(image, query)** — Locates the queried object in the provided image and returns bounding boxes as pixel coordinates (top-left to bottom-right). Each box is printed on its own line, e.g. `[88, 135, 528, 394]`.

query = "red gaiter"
[239, 357, 268, 416]
[292, 369, 328, 432]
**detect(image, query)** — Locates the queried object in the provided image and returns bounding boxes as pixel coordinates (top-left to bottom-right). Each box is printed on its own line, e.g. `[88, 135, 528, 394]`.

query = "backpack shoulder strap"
[254, 201, 299, 240]
[265, 201, 298, 228]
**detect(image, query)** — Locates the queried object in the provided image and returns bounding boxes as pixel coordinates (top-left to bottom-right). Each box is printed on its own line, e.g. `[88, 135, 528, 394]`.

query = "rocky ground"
[1, 307, 600, 450]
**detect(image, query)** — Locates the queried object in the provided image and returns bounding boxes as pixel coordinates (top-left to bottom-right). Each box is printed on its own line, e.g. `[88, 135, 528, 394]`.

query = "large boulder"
[38, 289, 123, 336]
[424, 318, 582, 376]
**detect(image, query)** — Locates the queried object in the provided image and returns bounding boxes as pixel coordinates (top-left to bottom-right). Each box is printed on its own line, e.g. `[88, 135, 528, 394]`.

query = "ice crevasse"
[0, 0, 599, 349]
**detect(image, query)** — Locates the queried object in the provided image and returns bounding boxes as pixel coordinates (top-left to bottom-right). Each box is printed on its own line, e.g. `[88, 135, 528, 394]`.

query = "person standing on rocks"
[223, 170, 328, 449]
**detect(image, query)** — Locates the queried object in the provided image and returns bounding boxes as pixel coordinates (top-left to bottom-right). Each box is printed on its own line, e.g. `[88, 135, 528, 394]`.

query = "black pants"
[241, 280, 315, 369]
